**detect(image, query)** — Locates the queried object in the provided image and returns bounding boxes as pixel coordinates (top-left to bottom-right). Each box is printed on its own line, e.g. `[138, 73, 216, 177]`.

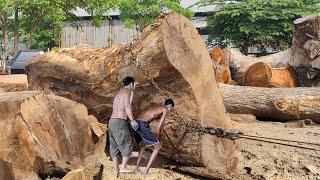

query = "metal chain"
[131, 58, 320, 155]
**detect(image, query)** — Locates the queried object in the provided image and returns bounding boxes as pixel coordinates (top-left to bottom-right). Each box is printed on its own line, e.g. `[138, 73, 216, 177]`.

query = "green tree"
[205, 0, 320, 55]
[19, 0, 117, 49]
[0, 0, 13, 58]
[117, 0, 194, 32]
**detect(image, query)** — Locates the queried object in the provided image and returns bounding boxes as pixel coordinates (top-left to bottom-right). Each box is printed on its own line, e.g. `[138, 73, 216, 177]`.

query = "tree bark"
[26, 25, 38, 49]
[220, 84, 320, 123]
[26, 13, 236, 171]
[13, 3, 19, 55]
[1, 13, 9, 59]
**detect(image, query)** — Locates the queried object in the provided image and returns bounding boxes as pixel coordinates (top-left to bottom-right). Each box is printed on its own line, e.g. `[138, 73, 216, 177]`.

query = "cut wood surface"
[26, 13, 236, 171]
[216, 64, 232, 84]
[220, 84, 320, 123]
[0, 91, 103, 179]
[228, 14, 320, 86]
[243, 62, 300, 87]
[0, 74, 28, 92]
[228, 49, 292, 83]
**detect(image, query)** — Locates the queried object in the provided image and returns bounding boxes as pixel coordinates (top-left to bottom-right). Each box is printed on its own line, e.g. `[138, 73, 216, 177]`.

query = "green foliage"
[82, 0, 117, 26]
[205, 0, 320, 54]
[117, 0, 194, 32]
[1, 0, 192, 50]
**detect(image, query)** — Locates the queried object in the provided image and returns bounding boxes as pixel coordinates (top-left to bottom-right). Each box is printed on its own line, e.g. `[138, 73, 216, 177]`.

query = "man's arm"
[156, 108, 168, 141]
[124, 92, 134, 120]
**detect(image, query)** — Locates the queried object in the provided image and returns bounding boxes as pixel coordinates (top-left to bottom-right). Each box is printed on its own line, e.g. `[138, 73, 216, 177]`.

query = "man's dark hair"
[122, 76, 135, 86]
[165, 99, 174, 107]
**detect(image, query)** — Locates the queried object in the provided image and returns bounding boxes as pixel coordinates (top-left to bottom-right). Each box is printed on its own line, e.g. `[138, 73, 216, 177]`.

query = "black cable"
[236, 135, 320, 151]
[240, 134, 320, 147]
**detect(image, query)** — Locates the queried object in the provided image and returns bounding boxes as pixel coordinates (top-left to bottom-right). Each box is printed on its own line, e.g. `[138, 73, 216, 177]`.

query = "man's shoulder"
[117, 88, 131, 96]
[158, 105, 168, 112]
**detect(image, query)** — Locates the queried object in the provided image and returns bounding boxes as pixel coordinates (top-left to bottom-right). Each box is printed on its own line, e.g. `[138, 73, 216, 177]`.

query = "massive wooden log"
[220, 84, 320, 123]
[0, 91, 103, 179]
[26, 13, 235, 171]
[243, 62, 300, 87]
[0, 74, 28, 92]
[228, 14, 320, 86]
[228, 49, 292, 83]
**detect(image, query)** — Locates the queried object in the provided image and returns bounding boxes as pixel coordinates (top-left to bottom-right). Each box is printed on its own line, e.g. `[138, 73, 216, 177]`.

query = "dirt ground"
[81, 121, 320, 180]
[233, 121, 320, 180]
[83, 149, 195, 180]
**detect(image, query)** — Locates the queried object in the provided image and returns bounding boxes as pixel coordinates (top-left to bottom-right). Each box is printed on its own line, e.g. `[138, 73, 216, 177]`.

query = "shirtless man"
[134, 99, 175, 175]
[108, 76, 138, 175]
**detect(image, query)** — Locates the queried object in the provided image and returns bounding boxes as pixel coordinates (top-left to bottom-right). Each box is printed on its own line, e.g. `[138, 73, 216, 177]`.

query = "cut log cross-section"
[228, 14, 320, 86]
[26, 13, 236, 171]
[161, 14, 236, 171]
[243, 62, 300, 87]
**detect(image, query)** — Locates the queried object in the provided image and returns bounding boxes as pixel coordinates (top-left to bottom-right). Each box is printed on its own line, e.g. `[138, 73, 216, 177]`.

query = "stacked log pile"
[228, 14, 320, 87]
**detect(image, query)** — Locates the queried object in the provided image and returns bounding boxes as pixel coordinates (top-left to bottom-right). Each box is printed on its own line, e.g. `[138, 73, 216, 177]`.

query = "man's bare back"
[138, 105, 168, 122]
[111, 88, 134, 120]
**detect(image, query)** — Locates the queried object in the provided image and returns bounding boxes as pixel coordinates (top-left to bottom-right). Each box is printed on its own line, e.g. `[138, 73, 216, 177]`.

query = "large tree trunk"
[220, 84, 320, 123]
[26, 25, 37, 49]
[1, 13, 9, 59]
[26, 13, 236, 171]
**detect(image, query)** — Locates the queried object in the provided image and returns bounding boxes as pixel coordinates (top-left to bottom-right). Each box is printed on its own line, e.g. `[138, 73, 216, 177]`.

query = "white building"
[60, 1, 214, 48]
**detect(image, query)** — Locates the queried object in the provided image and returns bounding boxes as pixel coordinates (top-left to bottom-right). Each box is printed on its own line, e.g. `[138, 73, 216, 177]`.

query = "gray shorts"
[108, 118, 133, 157]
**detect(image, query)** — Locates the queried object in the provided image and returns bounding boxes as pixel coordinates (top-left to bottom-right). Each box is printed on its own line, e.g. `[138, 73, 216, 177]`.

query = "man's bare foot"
[119, 168, 133, 173]
[141, 171, 151, 176]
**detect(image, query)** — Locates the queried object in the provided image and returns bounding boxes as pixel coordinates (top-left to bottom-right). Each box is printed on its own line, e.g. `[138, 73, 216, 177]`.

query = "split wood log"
[210, 47, 230, 67]
[219, 84, 320, 123]
[243, 62, 300, 87]
[210, 47, 224, 64]
[0, 91, 103, 179]
[216, 64, 232, 84]
[26, 13, 236, 171]
[210, 48, 233, 84]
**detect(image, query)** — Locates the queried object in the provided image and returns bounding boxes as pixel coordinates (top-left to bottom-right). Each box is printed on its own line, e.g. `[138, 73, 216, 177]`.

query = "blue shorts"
[136, 120, 159, 147]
